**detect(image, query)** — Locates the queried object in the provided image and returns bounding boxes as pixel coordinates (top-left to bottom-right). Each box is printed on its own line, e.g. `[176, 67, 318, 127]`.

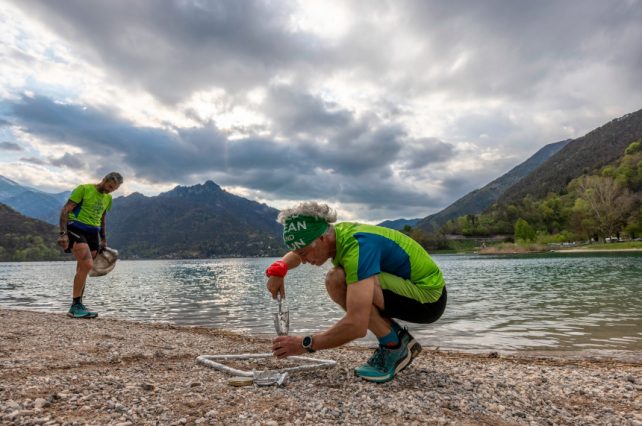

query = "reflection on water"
[1, 252, 641, 352]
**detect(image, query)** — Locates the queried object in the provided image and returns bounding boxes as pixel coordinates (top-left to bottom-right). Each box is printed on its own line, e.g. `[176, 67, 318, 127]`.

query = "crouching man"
[267, 202, 447, 383]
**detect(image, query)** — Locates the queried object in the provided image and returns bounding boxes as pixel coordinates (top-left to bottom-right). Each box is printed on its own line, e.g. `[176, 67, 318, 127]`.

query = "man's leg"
[72, 243, 92, 298]
[325, 267, 398, 337]
[68, 243, 97, 318]
[325, 267, 413, 382]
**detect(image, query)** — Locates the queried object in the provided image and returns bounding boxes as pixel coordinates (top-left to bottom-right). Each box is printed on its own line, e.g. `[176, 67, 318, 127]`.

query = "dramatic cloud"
[0, 141, 22, 151]
[19, 157, 46, 165]
[1, 0, 641, 221]
[5, 94, 446, 211]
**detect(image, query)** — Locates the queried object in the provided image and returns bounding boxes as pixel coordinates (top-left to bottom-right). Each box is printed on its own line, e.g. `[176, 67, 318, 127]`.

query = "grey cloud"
[9, 0, 642, 111]
[339, 178, 444, 209]
[399, 138, 456, 169]
[10, 0, 332, 103]
[263, 85, 353, 137]
[50, 153, 86, 169]
[327, 0, 642, 108]
[19, 156, 46, 165]
[301, 125, 405, 176]
[6, 94, 443, 213]
[1, 141, 23, 151]
[262, 86, 407, 175]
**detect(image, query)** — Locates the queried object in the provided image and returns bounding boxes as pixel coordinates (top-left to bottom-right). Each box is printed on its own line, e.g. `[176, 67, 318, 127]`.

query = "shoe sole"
[67, 312, 99, 319]
[407, 339, 422, 360]
[399, 329, 422, 368]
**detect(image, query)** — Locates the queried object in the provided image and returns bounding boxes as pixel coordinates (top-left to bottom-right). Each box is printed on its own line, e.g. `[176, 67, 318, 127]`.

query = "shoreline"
[2, 247, 641, 263]
[551, 247, 642, 253]
[1, 309, 640, 425]
[477, 247, 642, 255]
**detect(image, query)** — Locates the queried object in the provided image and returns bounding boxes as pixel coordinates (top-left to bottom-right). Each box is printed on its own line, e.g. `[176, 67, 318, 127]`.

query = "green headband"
[283, 215, 329, 250]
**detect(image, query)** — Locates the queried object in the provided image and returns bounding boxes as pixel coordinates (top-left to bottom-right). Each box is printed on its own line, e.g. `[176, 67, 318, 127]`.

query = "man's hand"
[266, 276, 285, 299]
[57, 234, 69, 250]
[272, 335, 305, 358]
[100, 238, 107, 250]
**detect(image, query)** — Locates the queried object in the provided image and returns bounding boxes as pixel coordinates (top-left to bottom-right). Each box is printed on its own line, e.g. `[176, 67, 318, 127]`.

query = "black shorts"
[381, 287, 447, 324]
[65, 224, 100, 253]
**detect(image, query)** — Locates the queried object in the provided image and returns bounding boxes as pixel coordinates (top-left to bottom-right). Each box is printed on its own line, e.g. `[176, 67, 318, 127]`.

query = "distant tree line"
[406, 140, 642, 247]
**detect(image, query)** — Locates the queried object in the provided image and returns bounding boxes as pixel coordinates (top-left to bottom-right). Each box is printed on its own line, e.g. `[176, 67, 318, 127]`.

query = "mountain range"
[377, 218, 420, 230]
[414, 139, 570, 233]
[3, 107, 641, 259]
[499, 108, 642, 204]
[107, 181, 283, 258]
[0, 176, 69, 225]
[401, 108, 642, 234]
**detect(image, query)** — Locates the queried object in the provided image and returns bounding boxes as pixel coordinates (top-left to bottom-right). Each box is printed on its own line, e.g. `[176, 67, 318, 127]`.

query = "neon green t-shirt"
[331, 222, 445, 302]
[67, 184, 112, 228]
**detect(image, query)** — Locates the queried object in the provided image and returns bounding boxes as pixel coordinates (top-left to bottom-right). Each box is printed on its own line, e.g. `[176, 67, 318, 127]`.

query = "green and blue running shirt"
[331, 222, 445, 303]
[67, 184, 113, 230]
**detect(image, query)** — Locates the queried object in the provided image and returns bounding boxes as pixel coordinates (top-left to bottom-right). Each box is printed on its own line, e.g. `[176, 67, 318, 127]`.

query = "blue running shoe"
[355, 346, 385, 371]
[391, 320, 422, 361]
[67, 303, 98, 319]
[354, 343, 412, 383]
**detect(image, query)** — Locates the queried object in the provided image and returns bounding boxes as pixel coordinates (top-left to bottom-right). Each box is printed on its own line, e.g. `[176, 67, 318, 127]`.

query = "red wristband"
[266, 260, 288, 277]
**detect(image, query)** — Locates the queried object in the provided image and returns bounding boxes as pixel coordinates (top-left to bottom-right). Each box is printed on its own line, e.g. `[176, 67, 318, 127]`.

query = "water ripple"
[0, 252, 640, 352]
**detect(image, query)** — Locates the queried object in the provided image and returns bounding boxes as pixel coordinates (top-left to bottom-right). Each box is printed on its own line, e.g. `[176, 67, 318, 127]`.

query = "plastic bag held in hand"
[89, 247, 119, 277]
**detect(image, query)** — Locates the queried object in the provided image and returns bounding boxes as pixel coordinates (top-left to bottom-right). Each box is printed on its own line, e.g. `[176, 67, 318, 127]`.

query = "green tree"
[514, 218, 536, 242]
[624, 140, 641, 155]
[575, 175, 633, 240]
[624, 206, 642, 239]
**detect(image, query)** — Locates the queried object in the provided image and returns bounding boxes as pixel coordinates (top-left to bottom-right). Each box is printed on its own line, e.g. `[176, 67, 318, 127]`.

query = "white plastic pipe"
[196, 353, 336, 377]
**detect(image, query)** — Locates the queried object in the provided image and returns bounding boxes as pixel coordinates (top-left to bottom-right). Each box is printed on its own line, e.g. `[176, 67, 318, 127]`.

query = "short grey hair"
[103, 172, 123, 185]
[277, 201, 337, 225]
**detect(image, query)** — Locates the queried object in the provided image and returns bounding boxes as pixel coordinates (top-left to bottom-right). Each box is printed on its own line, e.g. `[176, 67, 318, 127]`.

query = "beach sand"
[1, 309, 640, 425]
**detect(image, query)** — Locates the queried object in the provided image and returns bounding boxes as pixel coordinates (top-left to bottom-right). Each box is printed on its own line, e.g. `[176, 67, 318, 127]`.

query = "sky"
[1, 0, 641, 223]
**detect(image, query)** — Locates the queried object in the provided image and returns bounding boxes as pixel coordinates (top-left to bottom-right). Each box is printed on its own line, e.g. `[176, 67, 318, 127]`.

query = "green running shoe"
[354, 343, 411, 383]
[67, 303, 98, 319]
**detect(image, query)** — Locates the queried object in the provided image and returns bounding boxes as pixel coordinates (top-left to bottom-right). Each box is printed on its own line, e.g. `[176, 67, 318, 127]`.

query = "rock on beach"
[0, 309, 640, 425]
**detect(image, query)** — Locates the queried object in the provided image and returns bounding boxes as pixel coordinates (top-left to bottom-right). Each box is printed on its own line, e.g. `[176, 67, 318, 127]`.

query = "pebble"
[34, 398, 49, 409]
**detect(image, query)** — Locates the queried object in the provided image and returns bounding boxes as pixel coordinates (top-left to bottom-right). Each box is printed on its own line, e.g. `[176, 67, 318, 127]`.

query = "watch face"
[303, 336, 312, 347]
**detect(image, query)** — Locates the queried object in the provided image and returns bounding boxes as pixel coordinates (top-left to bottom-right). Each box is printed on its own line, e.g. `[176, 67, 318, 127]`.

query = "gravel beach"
[0, 309, 640, 425]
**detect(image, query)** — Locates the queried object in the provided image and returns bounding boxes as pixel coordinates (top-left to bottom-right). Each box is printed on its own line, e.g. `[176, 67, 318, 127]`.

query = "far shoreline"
[551, 247, 642, 253]
[476, 246, 642, 255]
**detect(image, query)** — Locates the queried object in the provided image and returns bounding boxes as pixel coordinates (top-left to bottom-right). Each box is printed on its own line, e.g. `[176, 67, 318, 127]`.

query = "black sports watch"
[302, 335, 315, 353]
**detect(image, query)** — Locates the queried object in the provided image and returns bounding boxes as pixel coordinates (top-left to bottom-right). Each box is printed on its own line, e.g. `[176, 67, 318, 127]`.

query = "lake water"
[1, 253, 641, 354]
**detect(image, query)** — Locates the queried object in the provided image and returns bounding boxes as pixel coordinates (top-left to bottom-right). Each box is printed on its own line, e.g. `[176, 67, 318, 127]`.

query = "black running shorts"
[65, 224, 100, 253]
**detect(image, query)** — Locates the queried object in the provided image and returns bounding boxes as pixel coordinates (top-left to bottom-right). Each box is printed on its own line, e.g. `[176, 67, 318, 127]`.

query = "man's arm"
[99, 211, 107, 248]
[266, 251, 303, 298]
[57, 201, 77, 249]
[310, 276, 374, 349]
[272, 276, 375, 357]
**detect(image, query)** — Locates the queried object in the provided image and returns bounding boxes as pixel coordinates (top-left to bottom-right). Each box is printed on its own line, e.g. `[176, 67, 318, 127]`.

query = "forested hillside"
[440, 140, 642, 243]
[500, 108, 642, 204]
[416, 140, 570, 233]
[107, 181, 284, 259]
[0, 203, 67, 261]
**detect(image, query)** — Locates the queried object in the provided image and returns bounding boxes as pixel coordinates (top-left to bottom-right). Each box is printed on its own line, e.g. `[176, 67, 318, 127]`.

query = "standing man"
[57, 172, 123, 318]
[267, 202, 447, 383]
